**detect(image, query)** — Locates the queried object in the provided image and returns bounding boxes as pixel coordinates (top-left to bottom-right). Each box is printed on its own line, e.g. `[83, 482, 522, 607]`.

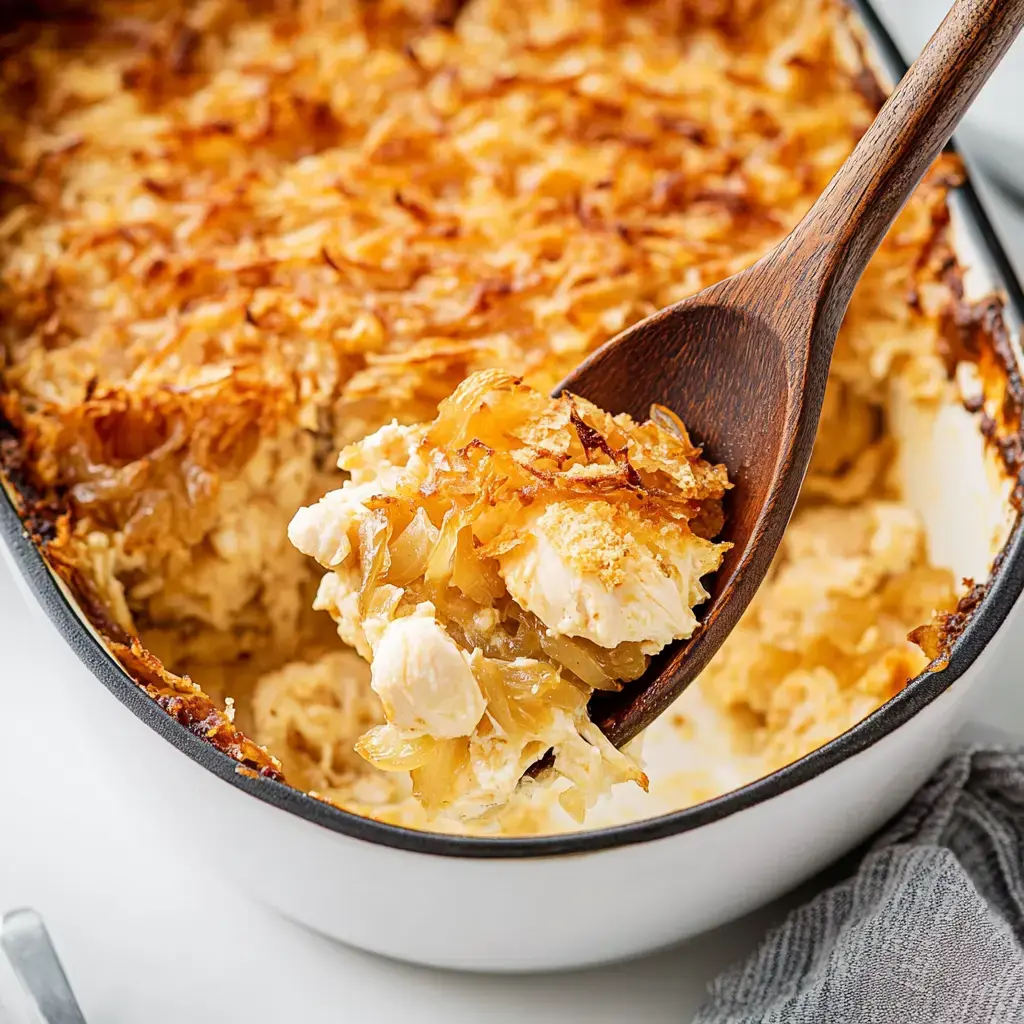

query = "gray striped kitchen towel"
[696, 749, 1024, 1024]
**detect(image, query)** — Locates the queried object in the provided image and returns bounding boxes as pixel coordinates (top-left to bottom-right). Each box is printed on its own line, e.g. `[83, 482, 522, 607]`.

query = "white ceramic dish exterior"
[2, 1, 1023, 973]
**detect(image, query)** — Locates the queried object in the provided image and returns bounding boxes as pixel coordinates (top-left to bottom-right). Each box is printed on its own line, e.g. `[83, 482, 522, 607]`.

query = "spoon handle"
[783, 0, 1024, 328]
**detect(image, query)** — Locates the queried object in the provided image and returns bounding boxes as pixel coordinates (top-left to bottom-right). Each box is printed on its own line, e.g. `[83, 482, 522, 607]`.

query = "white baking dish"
[1, 0, 1023, 972]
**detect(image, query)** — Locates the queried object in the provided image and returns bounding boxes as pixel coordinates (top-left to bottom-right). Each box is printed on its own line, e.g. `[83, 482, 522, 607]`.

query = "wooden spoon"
[557, 0, 1024, 749]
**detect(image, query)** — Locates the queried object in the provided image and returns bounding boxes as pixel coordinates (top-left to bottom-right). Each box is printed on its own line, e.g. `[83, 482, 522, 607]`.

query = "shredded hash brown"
[0, 0, 1001, 832]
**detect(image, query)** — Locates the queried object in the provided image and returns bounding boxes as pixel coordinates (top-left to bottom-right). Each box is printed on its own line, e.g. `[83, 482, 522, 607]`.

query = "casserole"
[2, 0, 1024, 970]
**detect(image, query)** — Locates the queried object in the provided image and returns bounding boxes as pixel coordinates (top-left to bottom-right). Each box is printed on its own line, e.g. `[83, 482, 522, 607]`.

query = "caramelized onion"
[451, 526, 505, 605]
[357, 509, 392, 617]
[538, 631, 621, 690]
[386, 507, 438, 587]
[473, 655, 580, 735]
[507, 618, 545, 660]
[579, 719, 649, 790]
[592, 641, 649, 683]
[410, 737, 470, 812]
[424, 507, 460, 587]
[355, 725, 436, 771]
[365, 583, 404, 622]
[649, 403, 688, 441]
[558, 786, 587, 823]
[500, 659, 561, 699]
[473, 657, 519, 733]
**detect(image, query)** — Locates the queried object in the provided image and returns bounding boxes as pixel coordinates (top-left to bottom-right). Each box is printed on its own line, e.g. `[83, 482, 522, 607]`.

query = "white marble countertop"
[2, 24, 1024, 1019]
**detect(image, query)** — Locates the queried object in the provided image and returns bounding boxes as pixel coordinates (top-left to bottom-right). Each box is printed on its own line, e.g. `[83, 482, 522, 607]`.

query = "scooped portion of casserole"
[289, 370, 729, 819]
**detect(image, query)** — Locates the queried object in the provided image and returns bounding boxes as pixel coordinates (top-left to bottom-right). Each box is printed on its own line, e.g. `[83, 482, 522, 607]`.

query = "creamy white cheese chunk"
[498, 501, 721, 652]
[370, 605, 486, 738]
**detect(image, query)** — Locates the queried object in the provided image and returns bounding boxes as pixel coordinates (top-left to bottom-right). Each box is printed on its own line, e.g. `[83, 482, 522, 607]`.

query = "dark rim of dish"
[2, 0, 1023, 859]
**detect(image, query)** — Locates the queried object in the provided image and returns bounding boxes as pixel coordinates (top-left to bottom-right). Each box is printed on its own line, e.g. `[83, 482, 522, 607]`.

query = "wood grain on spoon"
[557, 0, 1024, 749]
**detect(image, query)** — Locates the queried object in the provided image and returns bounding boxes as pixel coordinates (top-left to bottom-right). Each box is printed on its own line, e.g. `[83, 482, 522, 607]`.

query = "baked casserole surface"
[0, 0, 1011, 832]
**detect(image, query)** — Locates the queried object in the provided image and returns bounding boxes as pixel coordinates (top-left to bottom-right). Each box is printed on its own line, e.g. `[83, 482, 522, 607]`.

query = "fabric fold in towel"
[696, 750, 1024, 1024]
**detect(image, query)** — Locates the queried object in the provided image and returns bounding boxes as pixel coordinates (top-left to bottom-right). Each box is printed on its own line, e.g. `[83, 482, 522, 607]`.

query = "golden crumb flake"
[539, 502, 644, 589]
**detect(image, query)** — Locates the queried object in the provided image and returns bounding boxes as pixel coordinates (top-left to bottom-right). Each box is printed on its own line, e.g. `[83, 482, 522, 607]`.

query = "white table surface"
[3, 95, 1024, 1024]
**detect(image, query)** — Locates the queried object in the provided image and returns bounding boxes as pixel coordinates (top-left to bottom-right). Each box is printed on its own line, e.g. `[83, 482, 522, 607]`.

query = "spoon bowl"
[558, 0, 1024, 747]
[558, 266, 826, 746]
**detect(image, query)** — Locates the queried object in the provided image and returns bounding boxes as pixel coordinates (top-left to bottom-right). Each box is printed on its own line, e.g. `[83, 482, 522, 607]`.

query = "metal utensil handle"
[1, 909, 87, 1024]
